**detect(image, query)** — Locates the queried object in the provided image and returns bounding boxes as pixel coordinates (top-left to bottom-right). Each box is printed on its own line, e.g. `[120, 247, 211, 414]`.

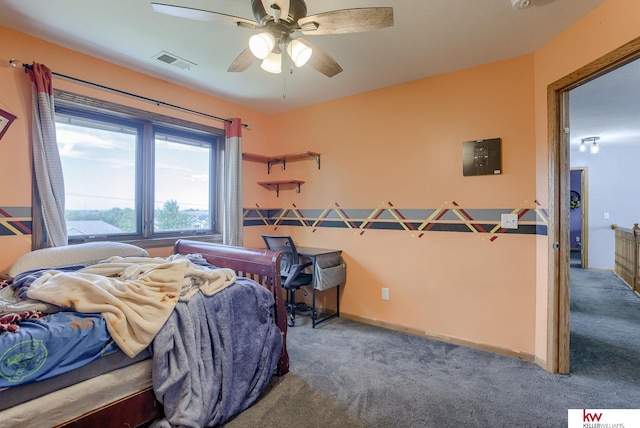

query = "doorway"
[548, 36, 640, 374]
[569, 167, 587, 269]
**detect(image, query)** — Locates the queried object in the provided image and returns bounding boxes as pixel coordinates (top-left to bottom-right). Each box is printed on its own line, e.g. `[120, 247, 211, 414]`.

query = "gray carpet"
[224, 268, 640, 427]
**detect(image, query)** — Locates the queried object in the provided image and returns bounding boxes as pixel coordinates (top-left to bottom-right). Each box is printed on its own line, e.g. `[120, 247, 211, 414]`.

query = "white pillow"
[7, 242, 149, 278]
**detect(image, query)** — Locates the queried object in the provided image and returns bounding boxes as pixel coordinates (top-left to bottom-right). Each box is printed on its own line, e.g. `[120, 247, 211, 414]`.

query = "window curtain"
[223, 118, 243, 246]
[27, 63, 67, 249]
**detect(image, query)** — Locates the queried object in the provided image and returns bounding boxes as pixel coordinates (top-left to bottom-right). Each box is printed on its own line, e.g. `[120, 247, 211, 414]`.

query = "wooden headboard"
[174, 239, 289, 375]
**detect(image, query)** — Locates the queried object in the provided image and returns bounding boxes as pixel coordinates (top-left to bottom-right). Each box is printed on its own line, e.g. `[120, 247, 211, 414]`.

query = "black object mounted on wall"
[462, 137, 502, 176]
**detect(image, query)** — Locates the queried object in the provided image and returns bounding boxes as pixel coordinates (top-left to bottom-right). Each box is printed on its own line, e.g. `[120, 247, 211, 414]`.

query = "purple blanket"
[150, 277, 282, 427]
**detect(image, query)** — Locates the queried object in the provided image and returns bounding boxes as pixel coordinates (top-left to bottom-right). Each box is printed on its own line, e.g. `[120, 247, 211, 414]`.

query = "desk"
[296, 246, 344, 328]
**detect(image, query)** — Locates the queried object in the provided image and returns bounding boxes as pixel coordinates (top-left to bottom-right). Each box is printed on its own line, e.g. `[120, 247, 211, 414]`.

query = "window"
[153, 128, 212, 234]
[56, 112, 140, 237]
[54, 97, 222, 245]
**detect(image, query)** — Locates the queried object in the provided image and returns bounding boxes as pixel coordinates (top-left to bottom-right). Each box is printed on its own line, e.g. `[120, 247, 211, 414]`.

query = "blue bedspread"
[0, 311, 115, 388]
[151, 277, 282, 427]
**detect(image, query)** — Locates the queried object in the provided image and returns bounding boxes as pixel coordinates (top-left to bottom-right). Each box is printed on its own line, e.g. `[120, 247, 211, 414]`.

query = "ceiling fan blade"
[151, 2, 258, 28]
[228, 48, 259, 73]
[299, 7, 393, 35]
[298, 38, 343, 78]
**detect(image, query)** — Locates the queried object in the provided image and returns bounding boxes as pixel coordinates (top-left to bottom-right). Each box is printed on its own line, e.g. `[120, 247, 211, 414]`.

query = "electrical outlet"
[382, 288, 389, 301]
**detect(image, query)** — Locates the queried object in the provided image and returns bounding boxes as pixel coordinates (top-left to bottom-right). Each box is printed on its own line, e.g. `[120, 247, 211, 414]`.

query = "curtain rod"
[10, 59, 249, 128]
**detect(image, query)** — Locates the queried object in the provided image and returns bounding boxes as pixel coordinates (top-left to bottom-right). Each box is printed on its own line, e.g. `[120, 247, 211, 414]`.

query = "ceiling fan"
[151, 0, 394, 77]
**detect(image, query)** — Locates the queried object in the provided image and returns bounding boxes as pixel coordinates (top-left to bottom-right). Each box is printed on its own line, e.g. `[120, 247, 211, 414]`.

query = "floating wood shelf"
[257, 180, 305, 197]
[243, 151, 321, 174]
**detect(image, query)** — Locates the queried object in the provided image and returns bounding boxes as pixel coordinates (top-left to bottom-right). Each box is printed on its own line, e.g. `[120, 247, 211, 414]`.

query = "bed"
[0, 239, 289, 427]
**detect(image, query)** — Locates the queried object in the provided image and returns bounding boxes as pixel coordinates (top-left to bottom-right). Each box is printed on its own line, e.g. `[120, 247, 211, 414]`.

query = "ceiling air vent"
[152, 51, 196, 71]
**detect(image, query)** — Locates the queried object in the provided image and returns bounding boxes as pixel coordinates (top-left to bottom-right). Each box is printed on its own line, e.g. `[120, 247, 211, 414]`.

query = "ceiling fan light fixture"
[153, 1, 394, 78]
[261, 51, 282, 73]
[249, 32, 275, 59]
[287, 39, 312, 67]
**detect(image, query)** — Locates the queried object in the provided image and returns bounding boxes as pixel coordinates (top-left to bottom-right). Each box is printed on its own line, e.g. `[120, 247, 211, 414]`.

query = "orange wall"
[532, 0, 640, 364]
[244, 55, 539, 356]
[244, 0, 640, 363]
[2, 0, 639, 366]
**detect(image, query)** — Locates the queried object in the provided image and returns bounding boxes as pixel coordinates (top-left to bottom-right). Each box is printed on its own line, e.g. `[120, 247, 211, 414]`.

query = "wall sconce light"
[580, 136, 600, 154]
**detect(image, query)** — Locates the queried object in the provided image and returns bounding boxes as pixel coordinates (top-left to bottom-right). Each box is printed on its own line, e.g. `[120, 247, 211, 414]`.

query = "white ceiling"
[570, 58, 640, 149]
[0, 0, 607, 116]
[3, 0, 638, 150]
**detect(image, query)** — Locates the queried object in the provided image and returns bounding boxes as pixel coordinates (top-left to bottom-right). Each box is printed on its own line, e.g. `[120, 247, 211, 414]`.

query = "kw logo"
[70, 317, 93, 330]
[583, 409, 603, 422]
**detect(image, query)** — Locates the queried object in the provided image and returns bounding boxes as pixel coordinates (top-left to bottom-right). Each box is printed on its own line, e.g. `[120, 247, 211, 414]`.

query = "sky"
[56, 122, 210, 212]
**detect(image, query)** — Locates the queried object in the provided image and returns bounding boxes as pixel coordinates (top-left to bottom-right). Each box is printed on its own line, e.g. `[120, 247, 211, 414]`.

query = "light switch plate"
[501, 213, 518, 229]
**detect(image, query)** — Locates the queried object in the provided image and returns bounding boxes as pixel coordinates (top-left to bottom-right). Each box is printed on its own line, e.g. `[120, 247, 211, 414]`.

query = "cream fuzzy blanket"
[26, 255, 236, 357]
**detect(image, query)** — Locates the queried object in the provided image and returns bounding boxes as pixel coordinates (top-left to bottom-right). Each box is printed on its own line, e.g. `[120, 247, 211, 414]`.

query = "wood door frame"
[548, 36, 640, 374]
